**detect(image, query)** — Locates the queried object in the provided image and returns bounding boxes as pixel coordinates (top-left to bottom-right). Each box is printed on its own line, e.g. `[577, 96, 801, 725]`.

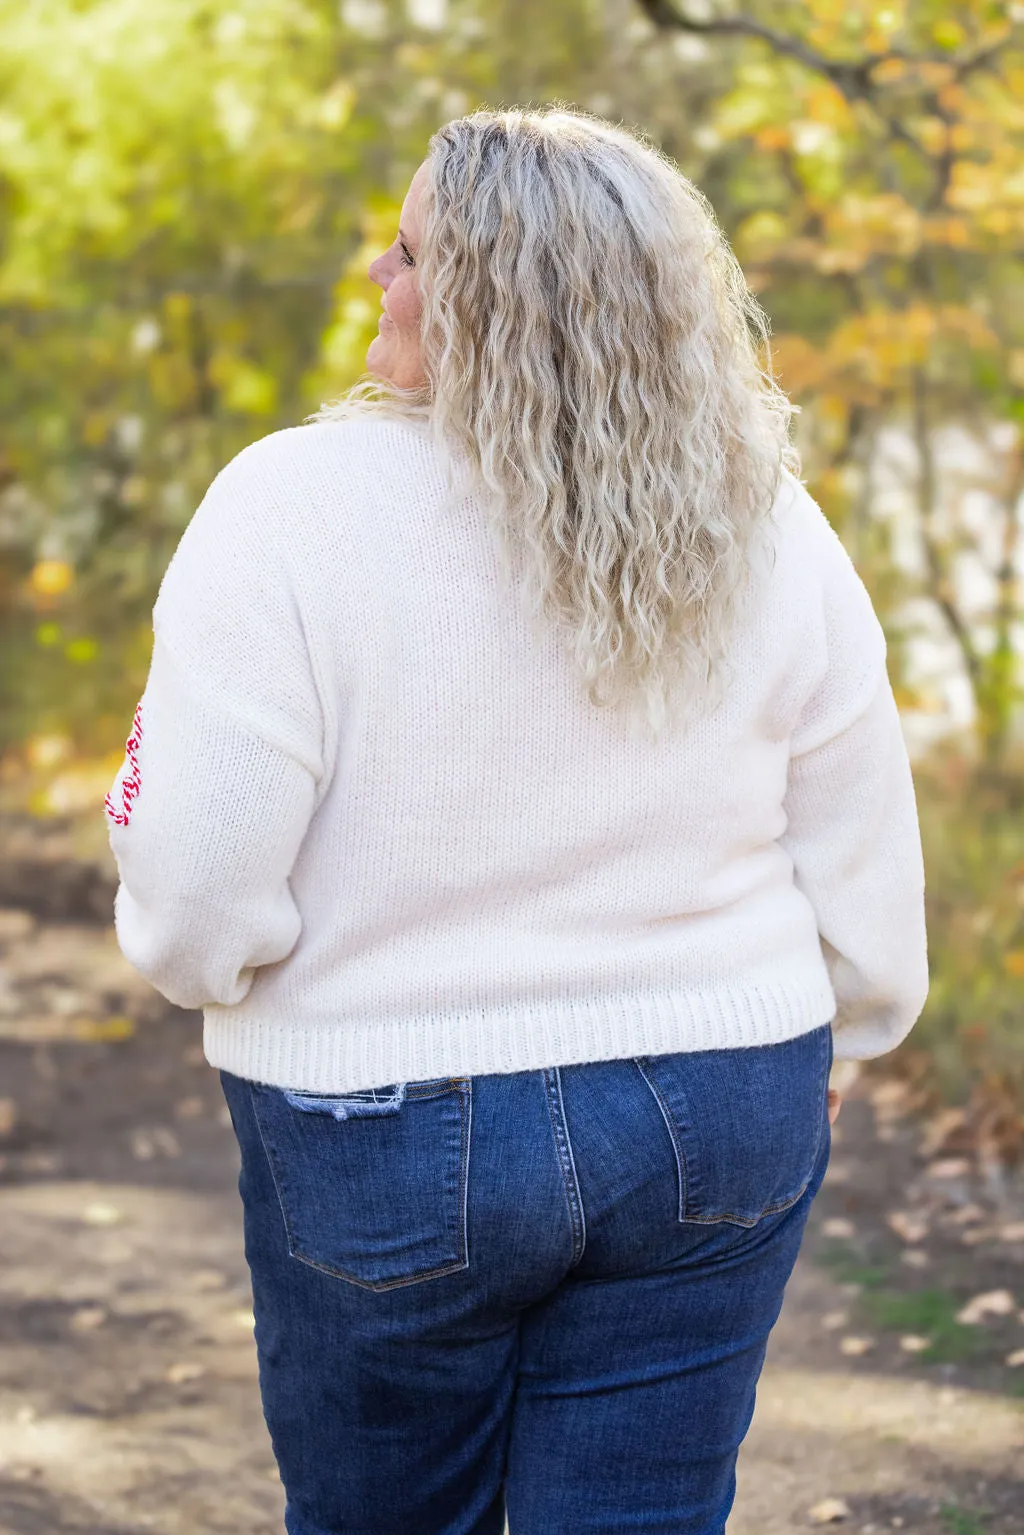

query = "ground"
[0, 815, 1021, 1535]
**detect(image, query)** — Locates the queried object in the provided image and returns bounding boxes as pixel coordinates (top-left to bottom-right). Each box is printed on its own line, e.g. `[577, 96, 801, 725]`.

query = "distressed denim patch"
[282, 1083, 407, 1120]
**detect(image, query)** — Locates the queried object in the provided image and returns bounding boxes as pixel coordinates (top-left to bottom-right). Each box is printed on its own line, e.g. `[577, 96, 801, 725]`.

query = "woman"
[105, 106, 929, 1535]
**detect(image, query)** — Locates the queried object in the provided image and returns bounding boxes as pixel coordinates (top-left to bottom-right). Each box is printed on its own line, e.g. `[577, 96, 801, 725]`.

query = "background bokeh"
[2, 0, 1023, 1137]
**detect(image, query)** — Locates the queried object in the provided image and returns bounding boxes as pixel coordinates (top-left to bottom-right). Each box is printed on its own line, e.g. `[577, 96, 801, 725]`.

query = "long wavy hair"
[310, 104, 798, 741]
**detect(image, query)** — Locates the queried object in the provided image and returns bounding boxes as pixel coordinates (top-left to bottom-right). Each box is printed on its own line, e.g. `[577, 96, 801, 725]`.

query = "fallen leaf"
[0, 908, 36, 942]
[941, 1202, 986, 1227]
[997, 1221, 1024, 1242]
[869, 1079, 909, 1110]
[821, 1217, 856, 1239]
[956, 1288, 1016, 1325]
[925, 1157, 972, 1179]
[81, 1203, 123, 1227]
[898, 1334, 930, 1353]
[839, 1336, 875, 1356]
[166, 1362, 205, 1385]
[900, 1249, 930, 1269]
[921, 1106, 968, 1157]
[191, 1269, 227, 1291]
[69, 1306, 107, 1332]
[886, 1210, 929, 1243]
[1005, 1348, 1024, 1367]
[809, 1496, 851, 1523]
[228, 1308, 255, 1330]
[821, 1309, 850, 1331]
[131, 1126, 180, 1160]
[71, 1015, 135, 1042]
[0, 1098, 16, 1137]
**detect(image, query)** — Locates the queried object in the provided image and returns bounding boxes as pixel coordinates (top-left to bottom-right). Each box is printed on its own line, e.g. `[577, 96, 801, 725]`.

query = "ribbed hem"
[203, 978, 838, 1094]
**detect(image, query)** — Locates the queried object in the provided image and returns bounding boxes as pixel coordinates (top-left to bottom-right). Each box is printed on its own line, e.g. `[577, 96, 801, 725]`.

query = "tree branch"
[911, 369, 982, 688]
[635, 2, 1014, 172]
[637, 0, 869, 89]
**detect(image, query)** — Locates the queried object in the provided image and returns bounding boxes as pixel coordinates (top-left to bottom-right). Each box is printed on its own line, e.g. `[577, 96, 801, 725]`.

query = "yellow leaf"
[208, 352, 278, 416]
[318, 79, 355, 131]
[71, 1016, 136, 1042]
[753, 125, 790, 152]
[29, 560, 73, 598]
[933, 19, 965, 49]
[983, 209, 1015, 238]
[82, 412, 110, 447]
[805, 84, 851, 128]
[735, 209, 789, 260]
[64, 637, 98, 665]
[1003, 951, 1024, 978]
[871, 57, 907, 85]
[26, 733, 71, 769]
[916, 117, 949, 156]
[163, 291, 191, 324]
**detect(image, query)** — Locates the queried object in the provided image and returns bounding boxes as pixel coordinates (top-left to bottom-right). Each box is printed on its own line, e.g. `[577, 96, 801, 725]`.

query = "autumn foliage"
[1, 0, 1022, 1116]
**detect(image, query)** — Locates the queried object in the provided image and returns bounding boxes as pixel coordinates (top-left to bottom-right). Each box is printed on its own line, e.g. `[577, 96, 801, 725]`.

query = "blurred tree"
[639, 0, 1024, 765]
[0, 0, 724, 763]
[6, 0, 1022, 768]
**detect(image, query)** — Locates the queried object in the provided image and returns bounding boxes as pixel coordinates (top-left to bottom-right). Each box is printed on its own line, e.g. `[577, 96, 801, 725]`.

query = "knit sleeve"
[103, 433, 325, 1011]
[779, 503, 929, 1060]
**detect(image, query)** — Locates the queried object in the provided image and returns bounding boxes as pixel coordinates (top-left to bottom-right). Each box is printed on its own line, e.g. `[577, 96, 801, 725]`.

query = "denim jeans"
[220, 1020, 833, 1535]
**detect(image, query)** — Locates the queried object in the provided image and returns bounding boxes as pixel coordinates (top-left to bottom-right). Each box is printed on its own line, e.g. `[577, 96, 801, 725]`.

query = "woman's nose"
[367, 256, 385, 287]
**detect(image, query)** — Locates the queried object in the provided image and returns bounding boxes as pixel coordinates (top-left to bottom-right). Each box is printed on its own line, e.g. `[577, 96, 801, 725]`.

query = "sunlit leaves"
[28, 560, 74, 599]
[3, 0, 716, 760]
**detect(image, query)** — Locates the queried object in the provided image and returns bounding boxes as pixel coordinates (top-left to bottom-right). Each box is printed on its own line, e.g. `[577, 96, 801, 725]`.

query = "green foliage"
[0, 0, 725, 757]
[908, 745, 1024, 1105]
[817, 1244, 1006, 1370]
[941, 1508, 989, 1535]
[4, 0, 1024, 1114]
[863, 1288, 985, 1363]
[816, 1240, 891, 1291]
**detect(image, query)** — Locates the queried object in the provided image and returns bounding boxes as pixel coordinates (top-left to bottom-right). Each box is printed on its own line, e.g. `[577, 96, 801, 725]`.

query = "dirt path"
[0, 836, 1021, 1534]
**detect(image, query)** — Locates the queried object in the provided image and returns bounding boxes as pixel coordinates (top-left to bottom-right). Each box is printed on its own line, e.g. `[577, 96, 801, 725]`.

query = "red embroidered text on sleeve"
[104, 702, 144, 826]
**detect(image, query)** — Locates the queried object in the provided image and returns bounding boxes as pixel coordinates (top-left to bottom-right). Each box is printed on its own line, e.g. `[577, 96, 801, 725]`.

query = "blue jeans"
[220, 1020, 833, 1535]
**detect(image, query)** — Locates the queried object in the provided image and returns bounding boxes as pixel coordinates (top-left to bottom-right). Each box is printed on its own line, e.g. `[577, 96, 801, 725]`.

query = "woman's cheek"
[392, 281, 422, 338]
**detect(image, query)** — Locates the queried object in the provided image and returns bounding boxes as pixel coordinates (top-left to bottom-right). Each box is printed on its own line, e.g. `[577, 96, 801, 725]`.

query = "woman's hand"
[827, 1088, 842, 1125]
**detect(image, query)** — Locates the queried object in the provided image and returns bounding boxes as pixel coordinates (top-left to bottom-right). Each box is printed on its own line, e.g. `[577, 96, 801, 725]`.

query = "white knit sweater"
[105, 416, 928, 1093]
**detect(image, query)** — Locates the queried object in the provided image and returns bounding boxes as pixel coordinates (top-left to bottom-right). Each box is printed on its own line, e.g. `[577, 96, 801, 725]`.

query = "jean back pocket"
[635, 1023, 832, 1227]
[249, 1077, 472, 1290]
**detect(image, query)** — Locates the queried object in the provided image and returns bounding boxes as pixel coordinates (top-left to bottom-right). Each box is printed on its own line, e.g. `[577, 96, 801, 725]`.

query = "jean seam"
[680, 1025, 832, 1226]
[248, 1080, 472, 1290]
[248, 1079, 305, 1263]
[678, 1183, 812, 1229]
[542, 1067, 586, 1267]
[635, 1024, 831, 1227]
[634, 1056, 689, 1222]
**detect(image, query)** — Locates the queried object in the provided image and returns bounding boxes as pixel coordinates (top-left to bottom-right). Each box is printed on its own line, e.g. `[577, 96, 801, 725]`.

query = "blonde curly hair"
[310, 104, 798, 741]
